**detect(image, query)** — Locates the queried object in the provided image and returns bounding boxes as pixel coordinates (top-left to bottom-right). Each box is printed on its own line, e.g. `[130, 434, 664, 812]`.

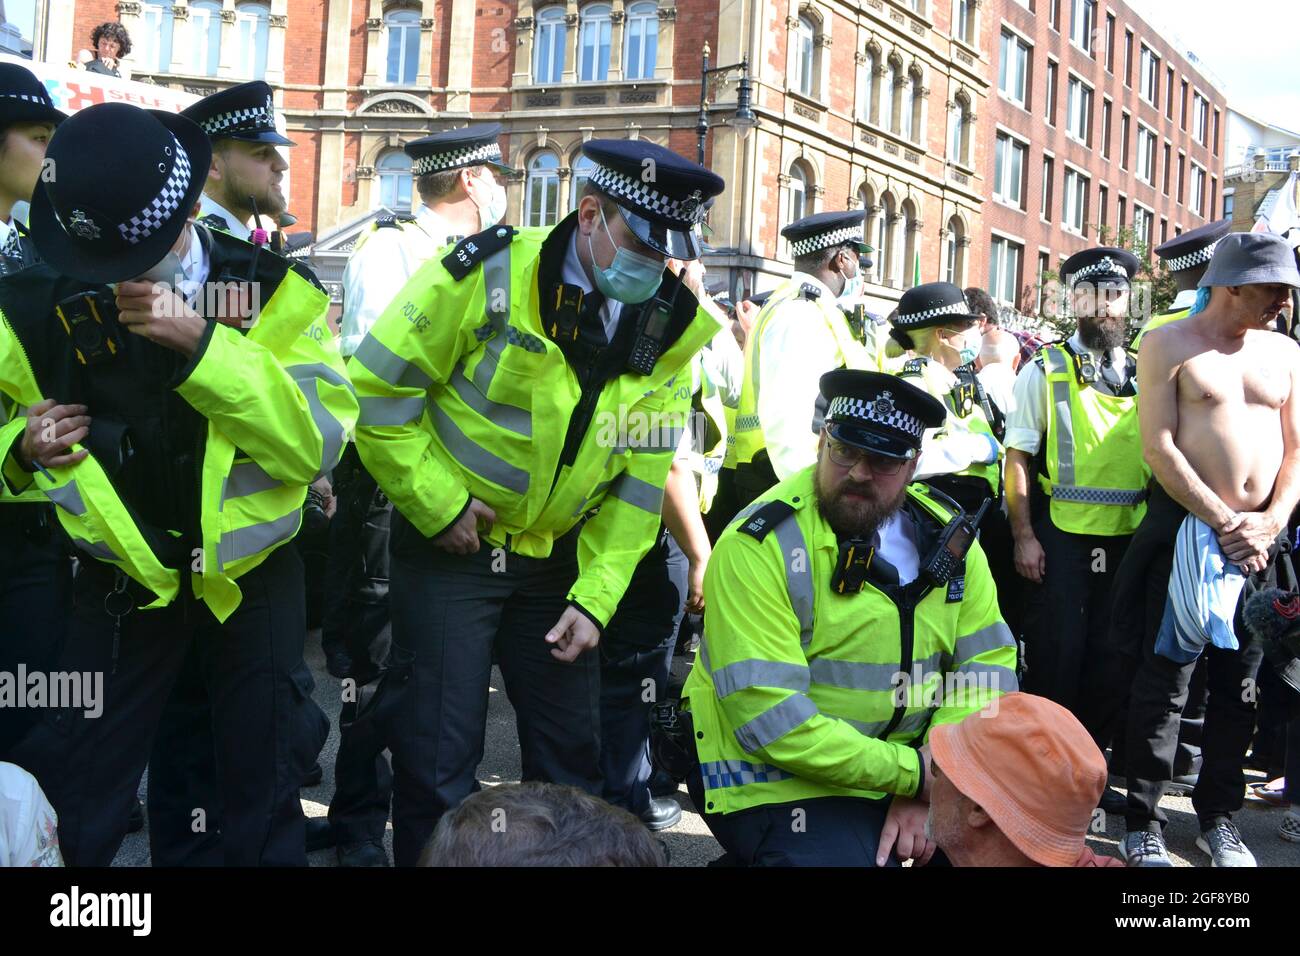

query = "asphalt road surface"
[112, 631, 1299, 867]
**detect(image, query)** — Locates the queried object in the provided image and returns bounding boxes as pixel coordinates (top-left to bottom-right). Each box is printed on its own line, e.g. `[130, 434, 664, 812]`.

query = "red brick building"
[980, 0, 1226, 322]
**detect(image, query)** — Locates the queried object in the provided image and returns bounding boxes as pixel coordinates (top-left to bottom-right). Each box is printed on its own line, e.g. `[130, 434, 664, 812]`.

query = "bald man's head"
[978, 327, 1021, 370]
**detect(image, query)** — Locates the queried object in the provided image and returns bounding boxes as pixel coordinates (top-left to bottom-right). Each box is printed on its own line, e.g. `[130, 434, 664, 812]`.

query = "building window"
[377, 151, 413, 212]
[1119, 113, 1130, 169]
[900, 71, 921, 142]
[994, 132, 1026, 207]
[1193, 94, 1208, 144]
[190, 0, 221, 77]
[1123, 29, 1133, 87]
[1162, 142, 1171, 194]
[989, 236, 1023, 306]
[999, 30, 1029, 107]
[1105, 12, 1115, 72]
[1069, 0, 1095, 54]
[791, 15, 816, 98]
[954, 0, 976, 45]
[1165, 65, 1174, 118]
[1036, 250, 1050, 315]
[623, 2, 658, 80]
[139, 1, 175, 72]
[857, 49, 877, 122]
[1213, 108, 1221, 156]
[534, 7, 566, 83]
[1189, 164, 1205, 216]
[1136, 125, 1154, 182]
[1180, 80, 1189, 128]
[569, 155, 596, 210]
[1177, 153, 1185, 204]
[1139, 44, 1158, 105]
[578, 3, 612, 82]
[1101, 99, 1112, 158]
[1064, 167, 1089, 234]
[1133, 204, 1152, 248]
[1210, 177, 1217, 222]
[1098, 184, 1109, 232]
[384, 8, 421, 85]
[1160, 217, 1168, 245]
[525, 151, 560, 227]
[236, 3, 270, 80]
[947, 95, 970, 165]
[945, 216, 964, 285]
[1066, 76, 1092, 144]
[1041, 155, 1054, 222]
[1224, 190, 1234, 219]
[877, 193, 895, 284]
[902, 200, 920, 288]
[1048, 0, 1060, 30]
[1044, 60, 1057, 125]
[786, 164, 809, 233]
[1117, 195, 1126, 227]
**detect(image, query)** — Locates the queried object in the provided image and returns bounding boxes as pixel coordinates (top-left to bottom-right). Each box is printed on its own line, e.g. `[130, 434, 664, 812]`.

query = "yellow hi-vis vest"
[898, 355, 1003, 497]
[1038, 343, 1148, 536]
[0, 264, 357, 622]
[683, 469, 1018, 815]
[733, 276, 874, 469]
[1130, 306, 1191, 354]
[687, 350, 728, 514]
[348, 221, 724, 627]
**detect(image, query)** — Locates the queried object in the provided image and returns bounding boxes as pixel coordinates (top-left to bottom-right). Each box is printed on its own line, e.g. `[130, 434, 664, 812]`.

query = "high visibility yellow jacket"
[1037, 343, 1147, 535]
[348, 217, 724, 627]
[684, 469, 1018, 815]
[897, 355, 1003, 497]
[0, 233, 357, 621]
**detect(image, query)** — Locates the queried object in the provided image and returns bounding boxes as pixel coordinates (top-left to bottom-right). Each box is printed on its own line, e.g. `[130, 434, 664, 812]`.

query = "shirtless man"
[1114, 233, 1300, 867]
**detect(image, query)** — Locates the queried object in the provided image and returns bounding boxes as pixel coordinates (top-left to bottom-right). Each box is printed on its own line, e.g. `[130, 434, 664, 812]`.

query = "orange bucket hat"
[929, 693, 1108, 867]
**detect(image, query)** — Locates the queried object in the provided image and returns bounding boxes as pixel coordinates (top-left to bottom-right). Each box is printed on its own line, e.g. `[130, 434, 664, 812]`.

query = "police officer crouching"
[684, 370, 1018, 866]
[1, 103, 357, 865]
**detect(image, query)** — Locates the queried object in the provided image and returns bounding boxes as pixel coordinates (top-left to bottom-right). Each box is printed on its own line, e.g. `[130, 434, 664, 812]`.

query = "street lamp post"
[696, 42, 757, 166]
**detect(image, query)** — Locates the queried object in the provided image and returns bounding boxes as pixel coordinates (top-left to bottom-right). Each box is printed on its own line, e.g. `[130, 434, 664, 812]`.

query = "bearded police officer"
[348, 138, 726, 865]
[684, 369, 1017, 866]
[1130, 218, 1231, 352]
[732, 210, 878, 510]
[1, 104, 356, 865]
[1005, 247, 1148, 743]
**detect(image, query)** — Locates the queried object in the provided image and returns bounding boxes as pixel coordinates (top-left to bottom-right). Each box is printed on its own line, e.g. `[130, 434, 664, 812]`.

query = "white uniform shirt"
[197, 194, 251, 242]
[904, 358, 1001, 481]
[561, 229, 624, 341]
[1005, 331, 1130, 455]
[340, 205, 455, 357]
[976, 361, 1018, 421]
[0, 762, 63, 866]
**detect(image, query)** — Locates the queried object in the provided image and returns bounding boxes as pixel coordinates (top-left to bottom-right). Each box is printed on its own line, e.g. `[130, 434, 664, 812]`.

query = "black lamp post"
[696, 43, 756, 166]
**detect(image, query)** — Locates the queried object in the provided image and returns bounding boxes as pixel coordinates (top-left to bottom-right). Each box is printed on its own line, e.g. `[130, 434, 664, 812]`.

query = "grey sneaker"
[1121, 830, 1173, 867]
[1196, 821, 1257, 867]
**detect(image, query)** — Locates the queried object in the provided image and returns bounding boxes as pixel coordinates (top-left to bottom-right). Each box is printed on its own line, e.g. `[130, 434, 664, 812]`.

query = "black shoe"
[305, 817, 337, 853]
[1099, 787, 1127, 816]
[337, 840, 387, 867]
[127, 798, 144, 834]
[649, 769, 678, 798]
[640, 796, 682, 832]
[1164, 773, 1198, 795]
[301, 762, 323, 788]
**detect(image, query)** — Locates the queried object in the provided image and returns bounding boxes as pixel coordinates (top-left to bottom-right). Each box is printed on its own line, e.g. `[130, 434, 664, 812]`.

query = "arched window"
[578, 3, 612, 83]
[883, 58, 902, 133]
[534, 7, 566, 84]
[857, 50, 877, 123]
[526, 151, 560, 227]
[903, 70, 923, 142]
[385, 7, 421, 85]
[786, 164, 809, 232]
[948, 94, 970, 165]
[860, 185, 878, 282]
[902, 200, 919, 288]
[236, 2, 270, 80]
[139, 1, 175, 73]
[899, 72, 915, 140]
[945, 216, 964, 285]
[878, 193, 895, 285]
[792, 16, 816, 97]
[570, 155, 596, 210]
[377, 152, 413, 212]
[190, 1, 221, 77]
[624, 2, 658, 80]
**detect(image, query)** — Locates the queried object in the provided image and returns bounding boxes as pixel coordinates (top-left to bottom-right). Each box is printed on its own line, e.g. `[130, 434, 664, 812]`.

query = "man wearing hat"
[1131, 217, 1232, 352]
[683, 369, 1018, 866]
[347, 137, 725, 864]
[927, 693, 1123, 866]
[0, 102, 356, 865]
[179, 80, 293, 241]
[0, 62, 70, 762]
[732, 210, 878, 511]
[1004, 247, 1148, 742]
[1114, 232, 1300, 866]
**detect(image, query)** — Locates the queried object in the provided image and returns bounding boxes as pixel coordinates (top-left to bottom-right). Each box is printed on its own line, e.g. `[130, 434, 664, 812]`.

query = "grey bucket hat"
[1199, 232, 1300, 289]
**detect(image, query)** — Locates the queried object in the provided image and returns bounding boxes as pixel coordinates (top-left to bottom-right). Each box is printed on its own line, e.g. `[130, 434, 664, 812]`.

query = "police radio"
[920, 496, 992, 587]
[55, 290, 121, 366]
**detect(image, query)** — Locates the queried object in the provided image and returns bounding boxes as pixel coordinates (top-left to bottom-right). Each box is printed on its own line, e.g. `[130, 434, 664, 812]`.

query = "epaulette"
[737, 499, 796, 542]
[196, 213, 231, 233]
[900, 357, 927, 376]
[797, 282, 821, 301]
[374, 214, 417, 230]
[441, 224, 518, 282]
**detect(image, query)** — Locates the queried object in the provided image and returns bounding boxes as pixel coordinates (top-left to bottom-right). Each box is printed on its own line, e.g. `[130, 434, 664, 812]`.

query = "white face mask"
[471, 169, 508, 231]
[952, 326, 982, 366]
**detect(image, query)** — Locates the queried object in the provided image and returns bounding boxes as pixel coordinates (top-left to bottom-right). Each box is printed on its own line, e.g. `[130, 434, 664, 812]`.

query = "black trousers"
[11, 544, 323, 866]
[1018, 513, 1131, 745]
[321, 444, 393, 845]
[599, 530, 688, 815]
[1116, 485, 1281, 832]
[0, 512, 72, 761]
[384, 511, 602, 867]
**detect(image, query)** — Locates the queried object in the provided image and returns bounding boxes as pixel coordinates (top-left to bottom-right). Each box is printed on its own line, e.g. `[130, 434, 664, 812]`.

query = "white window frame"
[623, 2, 658, 81]
[384, 8, 421, 85]
[570, 155, 596, 210]
[376, 151, 413, 212]
[1193, 93, 1208, 145]
[139, 1, 175, 73]
[899, 72, 916, 142]
[792, 16, 816, 98]
[857, 50, 876, 122]
[533, 8, 566, 84]
[999, 30, 1029, 107]
[1132, 203, 1153, 246]
[235, 2, 270, 80]
[1189, 163, 1205, 216]
[1069, 0, 1095, 54]
[989, 235, 1023, 306]
[1136, 124, 1155, 183]
[787, 165, 809, 234]
[1066, 75, 1091, 144]
[1139, 44, 1158, 105]
[993, 131, 1026, 207]
[954, 0, 975, 45]
[948, 98, 968, 165]
[1063, 166, 1089, 234]
[577, 3, 613, 83]
[190, 0, 221, 77]
[525, 152, 561, 227]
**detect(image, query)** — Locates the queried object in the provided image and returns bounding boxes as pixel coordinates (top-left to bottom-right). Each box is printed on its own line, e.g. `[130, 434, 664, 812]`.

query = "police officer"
[1, 103, 357, 865]
[1130, 218, 1231, 352]
[179, 80, 293, 239]
[1005, 247, 1147, 744]
[348, 138, 726, 865]
[0, 63, 70, 761]
[733, 210, 877, 510]
[684, 369, 1018, 866]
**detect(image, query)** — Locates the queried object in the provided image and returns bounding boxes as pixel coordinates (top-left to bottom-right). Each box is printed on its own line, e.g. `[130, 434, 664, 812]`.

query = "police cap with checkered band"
[578, 138, 725, 260]
[781, 209, 873, 260]
[0, 62, 66, 130]
[819, 368, 946, 461]
[891, 281, 982, 334]
[1154, 218, 1231, 273]
[29, 102, 211, 284]
[1061, 246, 1140, 290]
[405, 123, 512, 178]
[180, 80, 292, 146]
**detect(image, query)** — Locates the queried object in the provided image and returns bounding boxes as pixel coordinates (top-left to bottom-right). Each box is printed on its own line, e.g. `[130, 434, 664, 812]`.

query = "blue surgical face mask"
[957, 326, 982, 366]
[588, 207, 664, 304]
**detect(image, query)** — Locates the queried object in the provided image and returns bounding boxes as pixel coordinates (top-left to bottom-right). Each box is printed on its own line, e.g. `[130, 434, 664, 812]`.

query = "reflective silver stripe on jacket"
[357, 395, 426, 427]
[952, 622, 1016, 664]
[429, 401, 530, 496]
[608, 473, 663, 514]
[223, 460, 281, 501]
[710, 658, 811, 698]
[771, 515, 814, 646]
[448, 361, 532, 437]
[352, 336, 433, 391]
[838, 708, 933, 741]
[733, 692, 819, 753]
[218, 508, 302, 569]
[572, 478, 613, 518]
[627, 425, 686, 454]
[948, 661, 1019, 692]
[43, 482, 86, 516]
[1045, 348, 1076, 486]
[286, 363, 355, 478]
[70, 537, 118, 563]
